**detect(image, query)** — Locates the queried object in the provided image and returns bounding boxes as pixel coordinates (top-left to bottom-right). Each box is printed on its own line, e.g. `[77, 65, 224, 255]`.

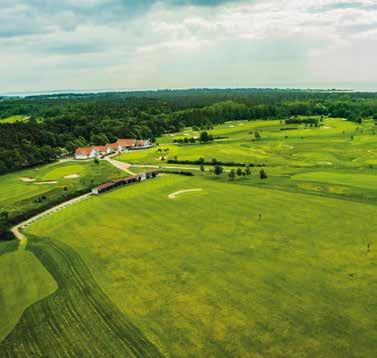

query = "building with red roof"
[75, 138, 153, 160]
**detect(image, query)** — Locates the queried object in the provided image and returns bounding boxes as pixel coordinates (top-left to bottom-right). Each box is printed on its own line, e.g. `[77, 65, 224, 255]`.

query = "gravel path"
[11, 193, 92, 243]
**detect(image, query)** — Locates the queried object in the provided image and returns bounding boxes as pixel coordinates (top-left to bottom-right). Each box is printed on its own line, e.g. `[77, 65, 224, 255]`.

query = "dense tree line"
[1, 89, 377, 174]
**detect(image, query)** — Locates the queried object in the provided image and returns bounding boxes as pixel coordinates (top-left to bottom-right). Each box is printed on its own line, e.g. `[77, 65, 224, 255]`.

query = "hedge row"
[159, 170, 195, 176]
[167, 159, 265, 167]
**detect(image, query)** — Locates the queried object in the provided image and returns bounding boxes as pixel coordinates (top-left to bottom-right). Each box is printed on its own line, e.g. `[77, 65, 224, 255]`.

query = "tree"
[228, 169, 236, 180]
[214, 165, 223, 176]
[200, 164, 205, 172]
[254, 131, 261, 140]
[94, 158, 100, 165]
[245, 165, 251, 175]
[259, 169, 268, 179]
[90, 133, 109, 146]
[200, 131, 211, 143]
[236, 168, 243, 176]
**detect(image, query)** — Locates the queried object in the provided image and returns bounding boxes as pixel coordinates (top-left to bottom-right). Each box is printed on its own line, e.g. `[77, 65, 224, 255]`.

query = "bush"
[159, 170, 194, 176]
[214, 165, 224, 176]
[259, 169, 268, 180]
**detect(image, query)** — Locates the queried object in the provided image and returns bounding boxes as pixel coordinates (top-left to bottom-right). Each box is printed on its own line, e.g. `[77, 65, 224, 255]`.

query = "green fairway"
[117, 118, 376, 169]
[0, 160, 122, 219]
[21, 174, 377, 356]
[292, 171, 377, 190]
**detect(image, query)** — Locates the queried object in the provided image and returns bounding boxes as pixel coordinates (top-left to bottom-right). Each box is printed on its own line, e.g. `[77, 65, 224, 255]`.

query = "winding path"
[105, 157, 135, 175]
[11, 193, 92, 243]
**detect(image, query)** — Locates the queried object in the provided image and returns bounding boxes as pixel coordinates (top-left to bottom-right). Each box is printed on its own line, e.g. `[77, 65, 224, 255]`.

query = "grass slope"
[25, 175, 377, 357]
[0, 236, 162, 357]
[0, 242, 57, 342]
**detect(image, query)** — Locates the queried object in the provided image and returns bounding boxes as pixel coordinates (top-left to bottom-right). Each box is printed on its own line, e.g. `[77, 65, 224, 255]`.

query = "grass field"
[1, 116, 377, 356]
[20, 174, 377, 356]
[117, 118, 377, 170]
[0, 160, 122, 220]
[0, 115, 30, 123]
[0, 240, 57, 342]
[0, 237, 162, 357]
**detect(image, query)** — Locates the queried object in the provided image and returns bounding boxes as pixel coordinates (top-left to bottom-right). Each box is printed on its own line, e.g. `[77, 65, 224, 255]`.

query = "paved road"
[105, 157, 135, 175]
[11, 193, 92, 243]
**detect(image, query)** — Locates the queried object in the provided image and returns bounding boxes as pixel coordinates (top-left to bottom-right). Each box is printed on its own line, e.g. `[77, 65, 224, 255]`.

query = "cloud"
[0, 0, 377, 93]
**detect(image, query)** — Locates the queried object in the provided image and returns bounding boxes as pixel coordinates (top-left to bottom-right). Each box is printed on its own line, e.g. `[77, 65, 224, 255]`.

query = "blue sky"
[1, 0, 377, 93]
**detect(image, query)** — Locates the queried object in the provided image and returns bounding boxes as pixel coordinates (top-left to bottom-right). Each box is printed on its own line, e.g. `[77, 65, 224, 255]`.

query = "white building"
[74, 147, 98, 160]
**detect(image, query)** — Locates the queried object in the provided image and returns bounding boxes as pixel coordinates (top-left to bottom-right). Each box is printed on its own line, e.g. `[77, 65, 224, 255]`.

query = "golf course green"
[1, 116, 377, 356]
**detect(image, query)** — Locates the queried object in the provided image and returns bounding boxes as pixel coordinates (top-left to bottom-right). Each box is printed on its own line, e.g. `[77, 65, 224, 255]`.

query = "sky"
[1, 0, 377, 93]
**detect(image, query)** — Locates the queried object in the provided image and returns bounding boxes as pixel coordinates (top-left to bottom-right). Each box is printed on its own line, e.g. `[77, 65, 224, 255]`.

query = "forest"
[1, 88, 377, 175]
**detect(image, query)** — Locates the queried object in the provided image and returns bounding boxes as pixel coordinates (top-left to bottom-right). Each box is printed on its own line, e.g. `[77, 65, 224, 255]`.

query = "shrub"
[259, 169, 268, 180]
[214, 165, 223, 176]
[228, 169, 236, 180]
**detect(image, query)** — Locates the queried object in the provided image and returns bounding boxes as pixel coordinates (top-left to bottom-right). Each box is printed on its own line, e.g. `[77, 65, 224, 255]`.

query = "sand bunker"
[168, 188, 203, 199]
[19, 177, 36, 182]
[34, 181, 58, 185]
[64, 174, 80, 179]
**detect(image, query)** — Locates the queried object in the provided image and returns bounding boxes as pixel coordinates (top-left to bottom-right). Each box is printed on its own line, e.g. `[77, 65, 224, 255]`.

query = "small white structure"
[75, 147, 98, 160]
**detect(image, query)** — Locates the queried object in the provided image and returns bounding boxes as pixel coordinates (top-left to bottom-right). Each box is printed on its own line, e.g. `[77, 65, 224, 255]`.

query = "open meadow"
[1, 116, 377, 356]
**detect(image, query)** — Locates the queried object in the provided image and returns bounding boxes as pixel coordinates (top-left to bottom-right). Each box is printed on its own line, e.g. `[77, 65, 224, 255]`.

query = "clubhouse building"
[75, 139, 153, 160]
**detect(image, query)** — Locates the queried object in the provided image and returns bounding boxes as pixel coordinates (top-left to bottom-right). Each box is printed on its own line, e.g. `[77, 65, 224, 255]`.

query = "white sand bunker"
[168, 188, 203, 199]
[34, 181, 58, 185]
[64, 174, 80, 179]
[19, 177, 36, 182]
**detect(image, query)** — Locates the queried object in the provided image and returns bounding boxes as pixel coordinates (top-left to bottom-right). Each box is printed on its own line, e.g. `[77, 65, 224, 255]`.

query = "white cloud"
[0, 0, 377, 92]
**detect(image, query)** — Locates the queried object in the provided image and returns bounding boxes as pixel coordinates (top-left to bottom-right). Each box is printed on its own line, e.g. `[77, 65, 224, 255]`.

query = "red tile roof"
[106, 143, 119, 150]
[93, 146, 107, 152]
[116, 139, 137, 147]
[76, 138, 149, 157]
[75, 147, 95, 156]
[135, 140, 147, 146]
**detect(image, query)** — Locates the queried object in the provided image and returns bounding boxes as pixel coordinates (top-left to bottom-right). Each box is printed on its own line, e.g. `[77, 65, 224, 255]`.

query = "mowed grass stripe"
[0, 236, 163, 357]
